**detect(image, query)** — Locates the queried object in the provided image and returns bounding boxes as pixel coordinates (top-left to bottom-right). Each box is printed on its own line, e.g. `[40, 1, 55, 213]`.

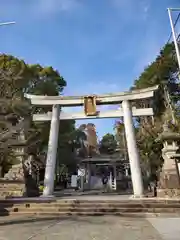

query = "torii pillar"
[43, 105, 60, 197]
[122, 100, 144, 197]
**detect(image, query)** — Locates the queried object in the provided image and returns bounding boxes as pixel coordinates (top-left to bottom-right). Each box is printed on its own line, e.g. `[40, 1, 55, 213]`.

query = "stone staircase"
[1, 198, 180, 217]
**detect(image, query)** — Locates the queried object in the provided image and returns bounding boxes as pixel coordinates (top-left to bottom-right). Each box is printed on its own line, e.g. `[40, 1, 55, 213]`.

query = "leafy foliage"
[99, 133, 117, 154]
[0, 54, 74, 176]
[130, 42, 179, 176]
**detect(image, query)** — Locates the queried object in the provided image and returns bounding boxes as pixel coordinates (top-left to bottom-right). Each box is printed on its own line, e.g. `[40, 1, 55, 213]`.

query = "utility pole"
[0, 20, 16, 72]
[167, 8, 180, 125]
[167, 8, 180, 71]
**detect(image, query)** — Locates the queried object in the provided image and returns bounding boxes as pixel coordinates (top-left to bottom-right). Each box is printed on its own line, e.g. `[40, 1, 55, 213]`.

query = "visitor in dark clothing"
[149, 173, 158, 197]
[102, 175, 108, 192]
[63, 176, 68, 189]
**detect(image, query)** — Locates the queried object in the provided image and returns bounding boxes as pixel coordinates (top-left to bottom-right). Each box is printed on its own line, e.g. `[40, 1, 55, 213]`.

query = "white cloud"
[111, 0, 132, 8]
[133, 40, 163, 76]
[110, 0, 170, 78]
[69, 81, 120, 95]
[64, 79, 126, 96]
[111, 0, 150, 19]
[0, 0, 81, 22]
[36, 0, 80, 14]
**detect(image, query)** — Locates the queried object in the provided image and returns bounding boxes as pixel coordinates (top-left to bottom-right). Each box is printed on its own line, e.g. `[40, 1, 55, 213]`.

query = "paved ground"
[0, 193, 180, 240]
[0, 215, 180, 239]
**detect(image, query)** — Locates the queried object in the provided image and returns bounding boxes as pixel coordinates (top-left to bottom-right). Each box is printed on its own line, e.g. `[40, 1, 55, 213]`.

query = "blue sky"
[0, 0, 180, 139]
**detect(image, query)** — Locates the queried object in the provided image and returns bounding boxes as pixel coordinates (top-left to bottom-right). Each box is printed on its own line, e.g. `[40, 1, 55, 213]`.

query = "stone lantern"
[157, 123, 180, 198]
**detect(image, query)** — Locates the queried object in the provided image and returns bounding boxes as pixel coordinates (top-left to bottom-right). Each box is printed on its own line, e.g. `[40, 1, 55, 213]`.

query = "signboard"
[84, 96, 97, 116]
[78, 168, 85, 176]
[71, 175, 77, 187]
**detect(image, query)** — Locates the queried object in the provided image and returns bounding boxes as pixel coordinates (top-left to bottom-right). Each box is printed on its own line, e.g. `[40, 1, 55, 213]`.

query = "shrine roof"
[80, 154, 126, 164]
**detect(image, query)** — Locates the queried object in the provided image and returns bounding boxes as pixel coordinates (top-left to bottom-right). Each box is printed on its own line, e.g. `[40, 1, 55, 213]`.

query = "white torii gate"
[25, 85, 158, 198]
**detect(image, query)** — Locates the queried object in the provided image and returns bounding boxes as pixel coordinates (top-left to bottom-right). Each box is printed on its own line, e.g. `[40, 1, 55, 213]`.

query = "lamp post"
[167, 8, 180, 71]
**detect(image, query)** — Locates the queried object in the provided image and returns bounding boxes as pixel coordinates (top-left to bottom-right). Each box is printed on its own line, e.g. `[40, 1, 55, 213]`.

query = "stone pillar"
[178, 163, 180, 176]
[113, 165, 117, 190]
[80, 176, 84, 191]
[43, 105, 60, 197]
[125, 167, 129, 177]
[122, 100, 144, 197]
[87, 164, 91, 190]
[157, 124, 180, 198]
[109, 170, 112, 190]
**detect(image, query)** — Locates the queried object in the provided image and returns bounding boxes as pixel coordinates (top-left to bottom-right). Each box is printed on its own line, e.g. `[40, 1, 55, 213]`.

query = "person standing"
[102, 174, 108, 192]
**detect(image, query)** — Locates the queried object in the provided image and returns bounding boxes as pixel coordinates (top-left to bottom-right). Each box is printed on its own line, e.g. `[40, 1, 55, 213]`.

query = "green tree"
[132, 43, 179, 118]
[56, 120, 76, 175]
[0, 54, 75, 175]
[114, 120, 128, 160]
[130, 42, 179, 177]
[99, 133, 117, 154]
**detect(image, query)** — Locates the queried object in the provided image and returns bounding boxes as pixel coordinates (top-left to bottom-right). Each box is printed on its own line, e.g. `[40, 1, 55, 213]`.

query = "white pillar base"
[109, 171, 112, 190]
[129, 194, 146, 199]
[87, 164, 91, 190]
[40, 194, 55, 198]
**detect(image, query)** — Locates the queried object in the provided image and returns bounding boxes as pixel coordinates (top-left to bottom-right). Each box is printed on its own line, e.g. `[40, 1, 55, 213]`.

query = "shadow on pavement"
[0, 212, 149, 227]
[0, 216, 66, 226]
[0, 215, 106, 226]
[0, 202, 13, 218]
[0, 215, 126, 227]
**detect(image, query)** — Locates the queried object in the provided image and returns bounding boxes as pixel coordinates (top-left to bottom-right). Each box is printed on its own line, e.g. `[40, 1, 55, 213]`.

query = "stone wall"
[0, 161, 25, 197]
[157, 188, 180, 198]
[0, 179, 25, 197]
[3, 163, 24, 181]
[0, 159, 40, 197]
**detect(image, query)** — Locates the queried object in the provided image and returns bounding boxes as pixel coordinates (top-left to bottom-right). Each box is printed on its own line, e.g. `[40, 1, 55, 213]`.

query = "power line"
[168, 8, 180, 70]
[178, 33, 180, 41]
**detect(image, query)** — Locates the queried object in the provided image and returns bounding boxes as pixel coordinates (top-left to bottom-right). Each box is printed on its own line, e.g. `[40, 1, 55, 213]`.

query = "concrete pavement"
[0, 215, 179, 239]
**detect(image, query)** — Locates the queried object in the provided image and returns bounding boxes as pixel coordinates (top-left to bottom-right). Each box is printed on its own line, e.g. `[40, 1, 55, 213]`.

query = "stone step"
[3, 199, 180, 204]
[1, 198, 180, 217]
[1, 197, 180, 202]
[1, 206, 180, 213]
[2, 202, 180, 208]
[1, 204, 180, 216]
[1, 199, 180, 215]
[1, 210, 180, 218]
[0, 211, 161, 218]
[0, 187, 24, 190]
[0, 189, 23, 192]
